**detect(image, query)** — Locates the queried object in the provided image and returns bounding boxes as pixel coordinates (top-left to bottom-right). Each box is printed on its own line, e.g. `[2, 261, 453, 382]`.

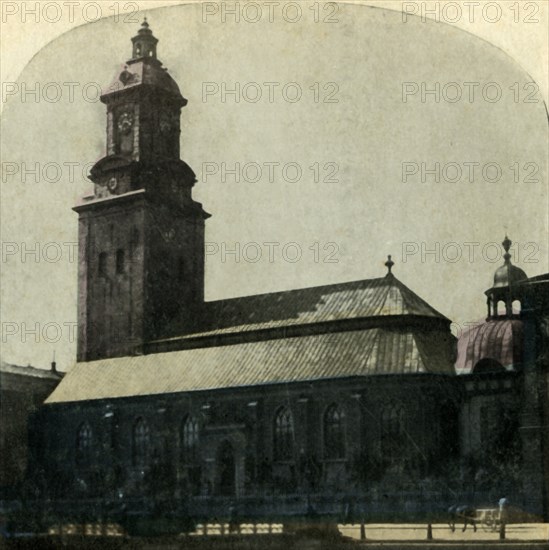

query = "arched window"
[76, 422, 93, 465]
[98, 252, 107, 277]
[133, 418, 150, 467]
[182, 415, 199, 462]
[381, 403, 405, 461]
[323, 404, 346, 459]
[274, 407, 294, 461]
[116, 249, 125, 274]
[497, 300, 506, 316]
[512, 300, 521, 314]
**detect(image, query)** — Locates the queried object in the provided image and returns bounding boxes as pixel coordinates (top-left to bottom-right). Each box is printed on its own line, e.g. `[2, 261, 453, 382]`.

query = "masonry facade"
[0, 362, 62, 497]
[27, 22, 548, 529]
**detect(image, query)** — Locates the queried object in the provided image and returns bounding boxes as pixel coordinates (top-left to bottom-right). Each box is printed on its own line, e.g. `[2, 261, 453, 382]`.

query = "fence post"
[360, 521, 366, 540]
[427, 523, 433, 540]
[499, 522, 505, 540]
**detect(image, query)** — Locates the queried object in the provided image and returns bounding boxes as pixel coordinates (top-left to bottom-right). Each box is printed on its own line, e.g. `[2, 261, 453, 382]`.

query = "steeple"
[130, 18, 158, 61]
[74, 22, 209, 361]
[90, 19, 189, 196]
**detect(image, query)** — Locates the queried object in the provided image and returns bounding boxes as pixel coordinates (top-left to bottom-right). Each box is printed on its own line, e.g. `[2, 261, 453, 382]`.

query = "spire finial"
[385, 254, 394, 275]
[142, 17, 149, 28]
[502, 235, 512, 263]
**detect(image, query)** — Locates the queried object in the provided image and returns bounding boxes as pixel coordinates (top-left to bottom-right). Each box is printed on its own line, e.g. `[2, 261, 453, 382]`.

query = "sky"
[1, 1, 548, 371]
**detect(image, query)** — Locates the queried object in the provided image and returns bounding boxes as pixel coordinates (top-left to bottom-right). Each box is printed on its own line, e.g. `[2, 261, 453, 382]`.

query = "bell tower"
[75, 20, 209, 361]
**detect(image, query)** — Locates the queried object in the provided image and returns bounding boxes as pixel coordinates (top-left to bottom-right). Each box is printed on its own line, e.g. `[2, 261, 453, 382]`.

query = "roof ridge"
[391, 276, 449, 320]
[205, 276, 390, 305]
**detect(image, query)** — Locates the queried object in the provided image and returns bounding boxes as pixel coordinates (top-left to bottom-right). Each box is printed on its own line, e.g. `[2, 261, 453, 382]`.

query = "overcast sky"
[1, 1, 547, 370]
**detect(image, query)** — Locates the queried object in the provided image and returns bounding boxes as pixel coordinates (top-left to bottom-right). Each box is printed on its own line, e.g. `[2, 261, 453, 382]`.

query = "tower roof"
[100, 20, 186, 105]
[491, 235, 527, 289]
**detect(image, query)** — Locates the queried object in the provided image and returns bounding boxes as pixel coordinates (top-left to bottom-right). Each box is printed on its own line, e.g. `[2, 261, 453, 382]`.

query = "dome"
[493, 263, 528, 288]
[454, 318, 523, 374]
[492, 236, 527, 288]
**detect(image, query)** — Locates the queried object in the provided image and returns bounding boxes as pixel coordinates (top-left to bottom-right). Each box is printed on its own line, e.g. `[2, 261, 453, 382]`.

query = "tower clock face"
[117, 112, 134, 134]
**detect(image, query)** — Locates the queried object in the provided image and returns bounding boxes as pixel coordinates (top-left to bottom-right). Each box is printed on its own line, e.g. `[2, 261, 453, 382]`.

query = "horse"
[448, 504, 477, 532]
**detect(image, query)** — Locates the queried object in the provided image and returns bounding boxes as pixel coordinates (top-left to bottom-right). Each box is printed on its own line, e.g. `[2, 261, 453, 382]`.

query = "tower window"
[133, 417, 150, 467]
[274, 407, 294, 461]
[116, 249, 125, 274]
[130, 227, 139, 259]
[98, 252, 107, 277]
[323, 404, 346, 459]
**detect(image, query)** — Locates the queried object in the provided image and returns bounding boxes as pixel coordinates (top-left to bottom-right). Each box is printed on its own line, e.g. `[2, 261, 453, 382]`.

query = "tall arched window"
[381, 403, 405, 462]
[133, 418, 150, 467]
[181, 415, 199, 462]
[323, 404, 346, 459]
[76, 422, 93, 465]
[274, 407, 294, 461]
[98, 252, 107, 277]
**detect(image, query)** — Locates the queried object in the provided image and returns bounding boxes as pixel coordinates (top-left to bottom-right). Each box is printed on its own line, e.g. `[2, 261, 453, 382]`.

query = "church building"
[27, 22, 548, 531]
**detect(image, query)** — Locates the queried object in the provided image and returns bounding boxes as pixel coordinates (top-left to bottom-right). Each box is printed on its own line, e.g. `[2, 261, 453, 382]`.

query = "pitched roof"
[156, 274, 448, 343]
[46, 327, 455, 404]
[0, 361, 63, 381]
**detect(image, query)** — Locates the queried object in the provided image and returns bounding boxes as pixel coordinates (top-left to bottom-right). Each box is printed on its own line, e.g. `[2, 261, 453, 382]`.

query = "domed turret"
[485, 236, 527, 319]
[131, 18, 158, 60]
[455, 236, 528, 374]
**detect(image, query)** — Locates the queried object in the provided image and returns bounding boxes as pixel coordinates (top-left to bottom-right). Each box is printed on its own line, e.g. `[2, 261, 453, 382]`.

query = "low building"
[0, 361, 63, 498]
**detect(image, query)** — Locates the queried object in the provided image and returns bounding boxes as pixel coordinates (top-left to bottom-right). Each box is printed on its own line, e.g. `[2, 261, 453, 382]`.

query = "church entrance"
[217, 440, 235, 496]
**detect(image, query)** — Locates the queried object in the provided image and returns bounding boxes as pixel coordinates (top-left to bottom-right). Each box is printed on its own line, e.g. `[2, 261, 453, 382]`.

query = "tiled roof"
[46, 327, 455, 404]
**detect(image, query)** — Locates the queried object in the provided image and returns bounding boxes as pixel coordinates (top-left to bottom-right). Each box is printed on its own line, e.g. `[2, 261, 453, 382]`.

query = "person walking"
[498, 497, 509, 540]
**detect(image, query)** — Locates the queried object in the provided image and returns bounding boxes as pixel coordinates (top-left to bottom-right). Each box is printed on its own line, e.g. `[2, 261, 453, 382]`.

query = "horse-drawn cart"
[475, 508, 501, 532]
[448, 505, 502, 532]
